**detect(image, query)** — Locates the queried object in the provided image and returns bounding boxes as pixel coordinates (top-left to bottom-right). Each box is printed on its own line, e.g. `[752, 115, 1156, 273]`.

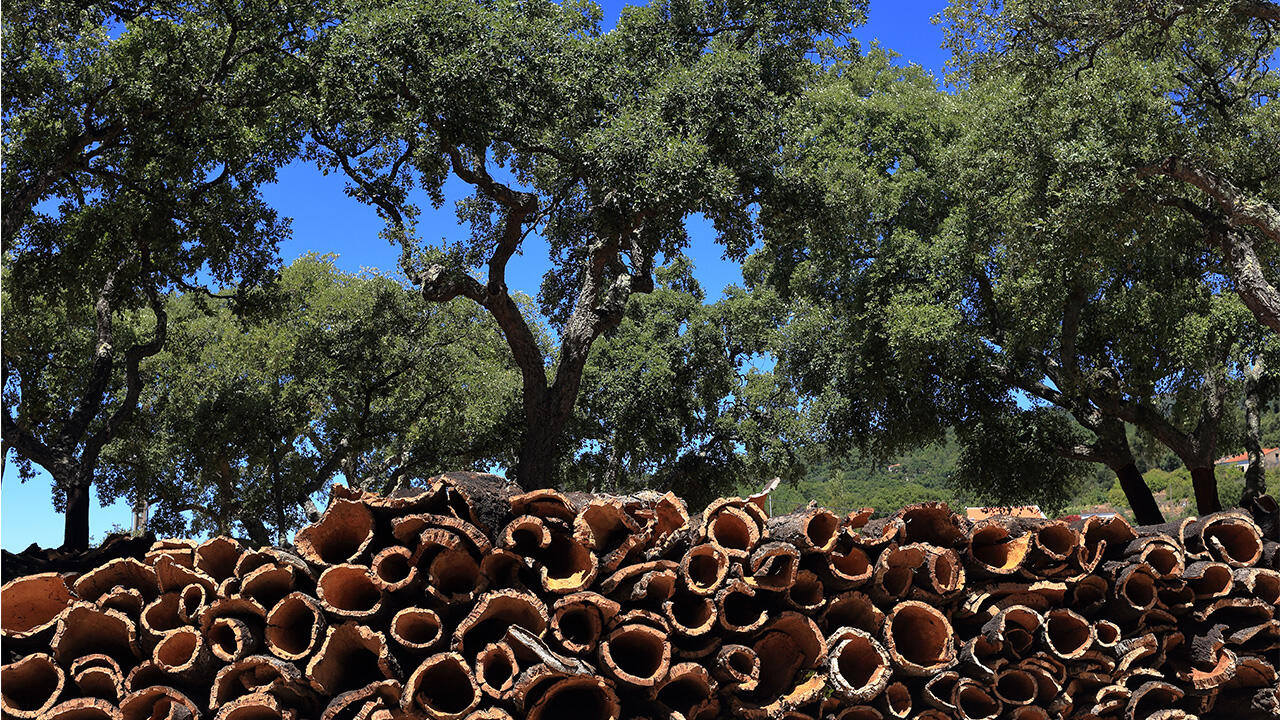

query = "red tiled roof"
[1214, 448, 1279, 465]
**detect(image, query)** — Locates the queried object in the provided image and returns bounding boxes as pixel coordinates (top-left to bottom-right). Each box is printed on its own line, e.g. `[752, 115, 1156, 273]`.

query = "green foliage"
[3, 0, 315, 545]
[96, 255, 523, 542]
[567, 259, 806, 507]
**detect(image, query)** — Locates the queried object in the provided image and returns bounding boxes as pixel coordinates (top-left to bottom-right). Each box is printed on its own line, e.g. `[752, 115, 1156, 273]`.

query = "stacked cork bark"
[3, 471, 1278, 720]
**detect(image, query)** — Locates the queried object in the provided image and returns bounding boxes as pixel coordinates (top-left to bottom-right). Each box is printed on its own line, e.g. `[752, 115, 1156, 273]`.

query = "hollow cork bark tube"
[403, 651, 480, 720]
[1, 652, 65, 718]
[882, 600, 956, 676]
[265, 592, 326, 661]
[1, 572, 75, 643]
[525, 675, 620, 720]
[827, 627, 891, 703]
[599, 623, 672, 689]
[294, 498, 376, 566]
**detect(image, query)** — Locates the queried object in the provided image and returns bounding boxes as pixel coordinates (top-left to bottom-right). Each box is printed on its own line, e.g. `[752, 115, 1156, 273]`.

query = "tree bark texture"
[1113, 462, 1164, 526]
[1191, 465, 1223, 516]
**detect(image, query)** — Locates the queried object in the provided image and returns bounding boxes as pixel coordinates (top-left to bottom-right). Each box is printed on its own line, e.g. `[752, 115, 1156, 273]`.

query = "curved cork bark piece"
[699, 504, 760, 560]
[951, 678, 1002, 720]
[653, 662, 717, 720]
[525, 675, 620, 720]
[894, 502, 968, 548]
[390, 606, 445, 654]
[679, 544, 730, 596]
[207, 616, 261, 663]
[195, 537, 243, 583]
[306, 622, 400, 697]
[209, 654, 307, 707]
[53, 603, 141, 666]
[319, 679, 402, 720]
[869, 543, 926, 604]
[509, 489, 579, 523]
[766, 507, 841, 554]
[785, 569, 825, 612]
[153, 555, 217, 598]
[1124, 536, 1185, 579]
[1028, 520, 1080, 564]
[922, 671, 959, 712]
[295, 498, 376, 567]
[213, 692, 294, 720]
[1233, 567, 1280, 604]
[824, 591, 884, 635]
[146, 538, 198, 568]
[239, 564, 298, 611]
[1124, 680, 1184, 720]
[980, 605, 1043, 656]
[551, 592, 620, 654]
[1, 572, 75, 642]
[118, 686, 201, 720]
[715, 579, 768, 634]
[71, 654, 124, 703]
[1185, 511, 1264, 567]
[967, 520, 1032, 577]
[747, 541, 800, 591]
[749, 612, 827, 702]
[454, 589, 549, 657]
[265, 592, 325, 662]
[992, 667, 1039, 706]
[598, 623, 671, 688]
[317, 564, 384, 619]
[876, 681, 912, 719]
[1, 652, 65, 718]
[817, 546, 873, 590]
[882, 600, 956, 676]
[917, 545, 965, 596]
[713, 643, 759, 692]
[826, 627, 891, 703]
[403, 651, 479, 720]
[663, 591, 716, 638]
[152, 626, 214, 682]
[1040, 608, 1092, 660]
[498, 515, 553, 556]
[533, 533, 597, 595]
[370, 545, 417, 593]
[573, 497, 642, 557]
[476, 641, 519, 700]
[45, 698, 123, 720]
[73, 558, 158, 605]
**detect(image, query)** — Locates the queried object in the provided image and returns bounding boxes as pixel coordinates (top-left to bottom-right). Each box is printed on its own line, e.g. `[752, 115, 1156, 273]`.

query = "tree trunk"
[1190, 465, 1222, 516]
[63, 479, 91, 551]
[1243, 360, 1267, 504]
[1114, 462, 1164, 525]
[514, 408, 565, 490]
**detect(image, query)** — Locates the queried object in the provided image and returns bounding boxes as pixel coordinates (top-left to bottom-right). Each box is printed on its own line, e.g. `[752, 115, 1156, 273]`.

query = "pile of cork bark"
[3, 471, 1278, 720]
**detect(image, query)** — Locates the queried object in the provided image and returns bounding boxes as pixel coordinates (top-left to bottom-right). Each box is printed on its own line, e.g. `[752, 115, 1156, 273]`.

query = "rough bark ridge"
[3, 472, 1279, 720]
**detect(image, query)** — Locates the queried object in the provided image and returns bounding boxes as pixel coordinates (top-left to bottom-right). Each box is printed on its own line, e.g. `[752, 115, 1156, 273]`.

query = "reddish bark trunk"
[1191, 466, 1222, 516]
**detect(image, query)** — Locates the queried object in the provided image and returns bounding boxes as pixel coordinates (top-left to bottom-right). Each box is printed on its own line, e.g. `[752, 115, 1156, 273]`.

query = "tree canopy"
[2, 0, 314, 547]
[95, 255, 525, 543]
[306, 0, 864, 489]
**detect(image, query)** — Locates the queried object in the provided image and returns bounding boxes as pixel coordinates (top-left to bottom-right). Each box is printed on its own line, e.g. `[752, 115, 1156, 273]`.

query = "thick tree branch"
[1139, 156, 1280, 245]
[82, 260, 169, 471]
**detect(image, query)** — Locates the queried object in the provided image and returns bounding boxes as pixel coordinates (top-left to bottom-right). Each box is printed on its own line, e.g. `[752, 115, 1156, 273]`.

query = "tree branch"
[1139, 156, 1280, 245]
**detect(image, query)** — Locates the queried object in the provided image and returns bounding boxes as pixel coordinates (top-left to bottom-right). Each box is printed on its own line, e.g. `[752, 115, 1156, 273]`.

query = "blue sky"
[1, 0, 950, 550]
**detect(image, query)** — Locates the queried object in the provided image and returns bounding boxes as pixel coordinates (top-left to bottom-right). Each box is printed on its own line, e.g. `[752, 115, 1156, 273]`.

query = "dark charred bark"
[1114, 462, 1164, 526]
[63, 478, 91, 551]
